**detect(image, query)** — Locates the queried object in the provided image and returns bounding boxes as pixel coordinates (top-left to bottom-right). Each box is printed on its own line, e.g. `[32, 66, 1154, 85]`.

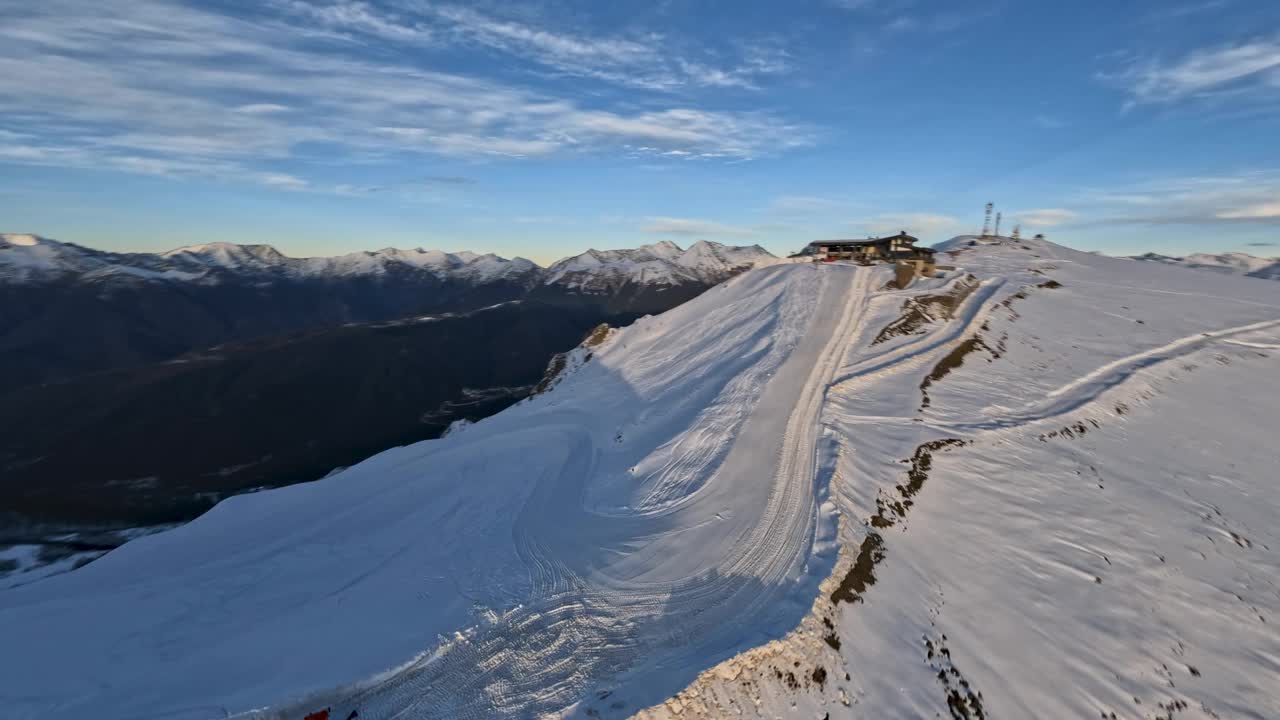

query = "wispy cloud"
[1105, 37, 1280, 106]
[850, 213, 966, 239]
[642, 217, 756, 236]
[766, 195, 851, 215]
[274, 1, 791, 92]
[1076, 172, 1280, 226]
[0, 0, 809, 190]
[1034, 114, 1068, 129]
[1014, 208, 1077, 227]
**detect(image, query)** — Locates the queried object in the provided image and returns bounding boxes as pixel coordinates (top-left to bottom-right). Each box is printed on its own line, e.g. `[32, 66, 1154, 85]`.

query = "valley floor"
[1, 237, 1277, 720]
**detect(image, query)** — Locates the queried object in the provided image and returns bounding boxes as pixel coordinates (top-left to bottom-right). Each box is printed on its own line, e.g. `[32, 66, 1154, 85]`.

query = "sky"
[1, 0, 1279, 265]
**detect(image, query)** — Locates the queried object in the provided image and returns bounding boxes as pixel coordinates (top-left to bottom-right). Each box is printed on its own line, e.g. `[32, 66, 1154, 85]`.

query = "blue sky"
[1, 0, 1278, 264]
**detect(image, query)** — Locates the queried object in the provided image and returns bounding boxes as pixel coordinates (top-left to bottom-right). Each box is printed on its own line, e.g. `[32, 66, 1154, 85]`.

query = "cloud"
[766, 195, 849, 215]
[1015, 208, 1077, 227]
[1106, 37, 1280, 106]
[642, 217, 756, 236]
[1034, 114, 1068, 129]
[1246, 241, 1277, 247]
[258, 172, 309, 190]
[851, 213, 966, 238]
[1215, 200, 1280, 219]
[275, 2, 790, 92]
[419, 175, 476, 185]
[1075, 172, 1280, 227]
[235, 104, 291, 115]
[0, 0, 809, 190]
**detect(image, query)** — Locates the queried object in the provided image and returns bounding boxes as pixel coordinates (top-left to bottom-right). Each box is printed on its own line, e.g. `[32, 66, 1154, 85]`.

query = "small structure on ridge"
[807, 232, 937, 277]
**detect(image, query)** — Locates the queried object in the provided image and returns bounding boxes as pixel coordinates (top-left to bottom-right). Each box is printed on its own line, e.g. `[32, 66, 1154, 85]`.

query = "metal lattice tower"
[981, 203, 993, 237]
[1011, 224, 1021, 240]
[994, 212, 1002, 238]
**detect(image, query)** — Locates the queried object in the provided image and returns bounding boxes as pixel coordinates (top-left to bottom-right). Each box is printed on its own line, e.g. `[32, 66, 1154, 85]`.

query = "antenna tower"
[994, 212, 1002, 238]
[981, 203, 993, 237]
[1011, 224, 1021, 240]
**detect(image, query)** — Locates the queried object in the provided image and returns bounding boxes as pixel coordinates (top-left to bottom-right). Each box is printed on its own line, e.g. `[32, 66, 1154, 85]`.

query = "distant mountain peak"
[1, 233, 775, 290]
[1127, 250, 1280, 280]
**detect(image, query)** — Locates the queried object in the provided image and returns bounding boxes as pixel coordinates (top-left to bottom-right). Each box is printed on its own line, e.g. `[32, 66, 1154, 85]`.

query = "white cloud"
[642, 217, 756, 236]
[258, 172, 309, 190]
[1108, 38, 1280, 105]
[235, 103, 291, 114]
[1015, 208, 1077, 227]
[852, 213, 966, 239]
[1077, 172, 1280, 226]
[766, 195, 849, 215]
[275, 1, 789, 92]
[1216, 199, 1280, 220]
[0, 0, 811, 189]
[1034, 114, 1068, 129]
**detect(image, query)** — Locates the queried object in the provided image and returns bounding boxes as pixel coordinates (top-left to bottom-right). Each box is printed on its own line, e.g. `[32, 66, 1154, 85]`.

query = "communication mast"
[980, 203, 993, 237]
[994, 212, 1002, 238]
[1011, 224, 1021, 240]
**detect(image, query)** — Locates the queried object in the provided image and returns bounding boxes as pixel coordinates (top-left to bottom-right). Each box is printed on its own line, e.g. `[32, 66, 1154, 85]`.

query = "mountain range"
[0, 233, 772, 391]
[1127, 250, 1280, 280]
[0, 233, 773, 532]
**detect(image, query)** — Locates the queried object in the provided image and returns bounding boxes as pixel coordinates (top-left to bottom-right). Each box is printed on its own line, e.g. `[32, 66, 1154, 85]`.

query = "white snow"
[634, 236, 1280, 720]
[2, 235, 1278, 720]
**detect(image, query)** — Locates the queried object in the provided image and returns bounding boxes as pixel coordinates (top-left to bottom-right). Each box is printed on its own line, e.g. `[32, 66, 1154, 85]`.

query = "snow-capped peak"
[1126, 249, 1280, 280]
[1, 233, 42, 247]
[543, 240, 776, 290]
[2, 233, 772, 290]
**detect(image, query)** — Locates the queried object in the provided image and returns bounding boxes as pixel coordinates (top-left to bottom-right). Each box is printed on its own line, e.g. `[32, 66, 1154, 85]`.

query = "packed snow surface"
[2, 236, 1278, 719]
[637, 236, 1280, 720]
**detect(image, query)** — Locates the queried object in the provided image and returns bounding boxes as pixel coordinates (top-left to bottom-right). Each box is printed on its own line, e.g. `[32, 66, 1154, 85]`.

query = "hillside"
[1, 237, 1277, 720]
[0, 301, 610, 529]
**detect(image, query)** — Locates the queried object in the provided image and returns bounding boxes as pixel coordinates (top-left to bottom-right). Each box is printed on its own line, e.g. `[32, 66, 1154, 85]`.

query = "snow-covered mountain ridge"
[2, 234, 1277, 720]
[0, 233, 772, 287]
[1127, 250, 1280, 280]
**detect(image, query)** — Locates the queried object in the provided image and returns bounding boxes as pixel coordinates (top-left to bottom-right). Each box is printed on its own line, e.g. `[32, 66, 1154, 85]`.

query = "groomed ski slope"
[0, 261, 874, 720]
[637, 237, 1280, 720]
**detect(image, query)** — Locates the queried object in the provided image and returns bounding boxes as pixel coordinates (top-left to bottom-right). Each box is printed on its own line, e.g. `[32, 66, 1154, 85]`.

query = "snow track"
[272, 265, 871, 720]
[634, 236, 1280, 720]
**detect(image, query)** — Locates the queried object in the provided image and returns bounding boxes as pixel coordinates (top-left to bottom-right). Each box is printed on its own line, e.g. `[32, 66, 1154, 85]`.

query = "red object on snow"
[304, 710, 330, 720]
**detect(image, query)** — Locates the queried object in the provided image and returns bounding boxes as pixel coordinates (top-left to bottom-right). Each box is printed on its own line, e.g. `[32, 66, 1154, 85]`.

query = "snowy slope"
[1129, 250, 1280, 280]
[637, 236, 1280, 720]
[2, 236, 1277, 720]
[0, 260, 856, 720]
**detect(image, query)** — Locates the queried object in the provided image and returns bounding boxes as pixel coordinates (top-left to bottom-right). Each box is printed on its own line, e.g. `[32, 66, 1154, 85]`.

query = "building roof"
[808, 232, 919, 248]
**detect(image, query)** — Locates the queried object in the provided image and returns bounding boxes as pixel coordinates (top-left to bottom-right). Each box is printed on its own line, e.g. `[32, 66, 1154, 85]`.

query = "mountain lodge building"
[808, 232, 939, 283]
[808, 232, 935, 264]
